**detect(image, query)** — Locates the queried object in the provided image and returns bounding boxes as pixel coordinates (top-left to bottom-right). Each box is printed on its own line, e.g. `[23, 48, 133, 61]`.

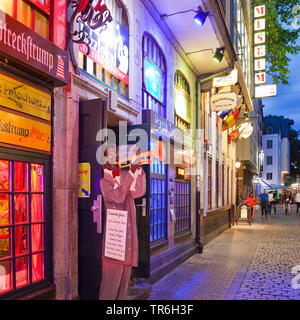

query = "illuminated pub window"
[150, 140, 167, 243]
[0, 160, 46, 295]
[0, 0, 51, 39]
[174, 71, 191, 130]
[142, 33, 166, 118]
[78, 0, 129, 98]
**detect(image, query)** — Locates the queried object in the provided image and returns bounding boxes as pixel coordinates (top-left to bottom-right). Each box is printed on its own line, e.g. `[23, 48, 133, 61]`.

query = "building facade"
[0, 0, 257, 300]
[262, 116, 294, 188]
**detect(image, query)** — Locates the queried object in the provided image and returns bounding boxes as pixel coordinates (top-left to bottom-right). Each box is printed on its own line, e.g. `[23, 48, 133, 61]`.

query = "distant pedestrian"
[260, 190, 269, 218]
[245, 192, 256, 218]
[295, 191, 300, 215]
[272, 191, 277, 215]
[283, 192, 291, 215]
[268, 191, 274, 215]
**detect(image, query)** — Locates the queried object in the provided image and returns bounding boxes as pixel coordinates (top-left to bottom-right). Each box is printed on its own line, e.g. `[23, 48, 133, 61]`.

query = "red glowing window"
[0, 0, 50, 39]
[0, 160, 46, 296]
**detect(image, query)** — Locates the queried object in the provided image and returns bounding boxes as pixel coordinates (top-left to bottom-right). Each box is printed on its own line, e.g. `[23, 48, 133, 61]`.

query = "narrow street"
[148, 205, 300, 300]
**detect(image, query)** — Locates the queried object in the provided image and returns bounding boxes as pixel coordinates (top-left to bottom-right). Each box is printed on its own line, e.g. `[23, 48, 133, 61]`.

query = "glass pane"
[14, 162, 29, 192]
[15, 256, 29, 288]
[31, 224, 43, 252]
[17, 0, 31, 28]
[32, 253, 44, 283]
[0, 261, 12, 294]
[0, 194, 10, 226]
[31, 164, 44, 192]
[0, 228, 10, 258]
[14, 195, 28, 224]
[31, 194, 43, 222]
[15, 226, 28, 255]
[0, 160, 10, 192]
[0, 0, 13, 16]
[34, 10, 49, 39]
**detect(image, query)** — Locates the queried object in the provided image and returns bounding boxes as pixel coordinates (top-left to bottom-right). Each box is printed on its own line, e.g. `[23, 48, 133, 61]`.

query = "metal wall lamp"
[161, 6, 212, 26]
[186, 47, 225, 63]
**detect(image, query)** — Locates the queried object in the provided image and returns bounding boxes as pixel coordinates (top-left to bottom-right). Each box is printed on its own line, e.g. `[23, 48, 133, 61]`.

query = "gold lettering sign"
[0, 72, 51, 121]
[0, 109, 51, 153]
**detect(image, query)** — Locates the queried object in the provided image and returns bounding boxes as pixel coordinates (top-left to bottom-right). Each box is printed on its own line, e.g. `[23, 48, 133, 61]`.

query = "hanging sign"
[211, 92, 237, 112]
[0, 72, 51, 121]
[239, 122, 254, 139]
[104, 209, 128, 262]
[255, 72, 266, 85]
[78, 163, 91, 198]
[255, 84, 277, 98]
[213, 69, 238, 87]
[0, 109, 51, 153]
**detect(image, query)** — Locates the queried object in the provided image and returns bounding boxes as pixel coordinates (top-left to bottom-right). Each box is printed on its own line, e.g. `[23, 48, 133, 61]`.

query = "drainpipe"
[195, 78, 203, 254]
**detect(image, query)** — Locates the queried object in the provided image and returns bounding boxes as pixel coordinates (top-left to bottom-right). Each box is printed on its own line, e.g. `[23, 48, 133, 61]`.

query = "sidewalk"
[147, 205, 300, 300]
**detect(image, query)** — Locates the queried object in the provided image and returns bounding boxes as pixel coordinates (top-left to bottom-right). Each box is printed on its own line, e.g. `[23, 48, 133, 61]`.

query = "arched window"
[174, 71, 191, 130]
[142, 33, 166, 118]
[78, 0, 129, 97]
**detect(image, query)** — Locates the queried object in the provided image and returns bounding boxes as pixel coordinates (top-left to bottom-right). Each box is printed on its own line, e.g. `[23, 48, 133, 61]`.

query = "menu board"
[104, 209, 128, 262]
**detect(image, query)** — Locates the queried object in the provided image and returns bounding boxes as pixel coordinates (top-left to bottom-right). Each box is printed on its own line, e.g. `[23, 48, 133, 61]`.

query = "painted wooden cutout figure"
[99, 146, 146, 300]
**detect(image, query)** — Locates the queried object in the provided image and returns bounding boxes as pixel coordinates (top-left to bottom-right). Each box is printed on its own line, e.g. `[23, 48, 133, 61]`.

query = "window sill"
[16, 284, 56, 300]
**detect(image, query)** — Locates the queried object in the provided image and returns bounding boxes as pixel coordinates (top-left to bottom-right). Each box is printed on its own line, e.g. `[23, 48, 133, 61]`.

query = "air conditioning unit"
[107, 90, 118, 111]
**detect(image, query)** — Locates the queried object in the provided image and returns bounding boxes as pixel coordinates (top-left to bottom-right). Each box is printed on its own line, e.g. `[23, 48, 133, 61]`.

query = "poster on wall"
[78, 163, 91, 198]
[78, 17, 129, 85]
[104, 209, 128, 262]
[144, 58, 165, 103]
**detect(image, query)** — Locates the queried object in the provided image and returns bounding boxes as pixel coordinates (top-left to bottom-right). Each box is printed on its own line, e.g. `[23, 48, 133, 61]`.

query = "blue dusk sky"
[263, 38, 300, 131]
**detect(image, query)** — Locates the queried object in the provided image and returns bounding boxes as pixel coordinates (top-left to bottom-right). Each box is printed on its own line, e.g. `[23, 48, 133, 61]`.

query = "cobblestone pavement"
[148, 205, 300, 300]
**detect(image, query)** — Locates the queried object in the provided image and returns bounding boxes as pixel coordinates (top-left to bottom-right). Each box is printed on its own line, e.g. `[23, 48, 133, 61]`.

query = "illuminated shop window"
[174, 71, 191, 130]
[0, 160, 46, 296]
[0, 0, 50, 39]
[150, 141, 167, 243]
[142, 33, 166, 118]
[78, 0, 129, 98]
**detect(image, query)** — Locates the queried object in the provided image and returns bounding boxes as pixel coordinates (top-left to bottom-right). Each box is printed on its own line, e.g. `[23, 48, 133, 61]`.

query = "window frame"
[0, 0, 52, 40]
[267, 140, 273, 149]
[266, 173, 273, 181]
[174, 70, 191, 130]
[142, 32, 167, 119]
[0, 148, 52, 299]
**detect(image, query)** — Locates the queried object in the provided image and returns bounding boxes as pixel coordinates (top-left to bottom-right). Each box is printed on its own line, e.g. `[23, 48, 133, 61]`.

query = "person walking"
[260, 190, 269, 218]
[267, 191, 273, 215]
[283, 191, 291, 215]
[245, 192, 256, 218]
[295, 191, 300, 215]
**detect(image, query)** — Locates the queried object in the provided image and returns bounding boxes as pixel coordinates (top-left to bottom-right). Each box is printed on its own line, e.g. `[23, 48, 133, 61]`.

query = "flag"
[228, 125, 242, 143]
[56, 55, 65, 80]
[222, 108, 241, 131]
[219, 109, 231, 119]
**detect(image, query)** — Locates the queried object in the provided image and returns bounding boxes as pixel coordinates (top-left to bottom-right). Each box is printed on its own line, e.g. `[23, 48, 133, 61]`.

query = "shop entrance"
[78, 99, 107, 300]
